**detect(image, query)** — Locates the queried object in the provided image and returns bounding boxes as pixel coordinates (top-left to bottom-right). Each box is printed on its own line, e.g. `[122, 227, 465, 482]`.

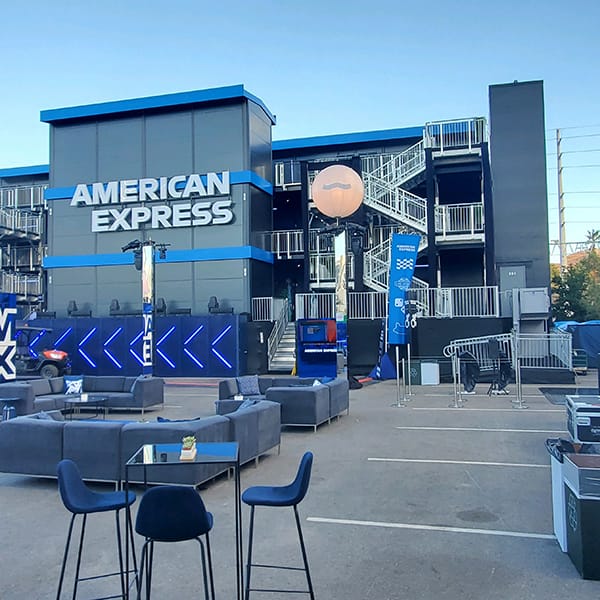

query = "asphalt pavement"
[1, 376, 599, 599]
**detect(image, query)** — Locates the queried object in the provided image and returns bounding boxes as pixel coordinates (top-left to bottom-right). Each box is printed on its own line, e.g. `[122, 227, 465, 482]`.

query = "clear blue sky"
[1, 0, 598, 247]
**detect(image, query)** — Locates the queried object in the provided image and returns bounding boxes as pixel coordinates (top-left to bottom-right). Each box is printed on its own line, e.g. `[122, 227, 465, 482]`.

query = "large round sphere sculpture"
[311, 165, 364, 218]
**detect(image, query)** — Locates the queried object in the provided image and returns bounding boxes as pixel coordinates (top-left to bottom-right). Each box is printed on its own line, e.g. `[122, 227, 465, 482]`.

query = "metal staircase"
[361, 140, 428, 292]
[269, 322, 296, 373]
[363, 235, 426, 292]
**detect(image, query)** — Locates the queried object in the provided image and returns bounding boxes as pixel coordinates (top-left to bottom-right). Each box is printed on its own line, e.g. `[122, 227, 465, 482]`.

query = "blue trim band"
[41, 84, 276, 125]
[43, 245, 274, 268]
[0, 164, 49, 177]
[272, 126, 424, 152]
[45, 186, 76, 200]
[44, 170, 272, 201]
[231, 171, 273, 195]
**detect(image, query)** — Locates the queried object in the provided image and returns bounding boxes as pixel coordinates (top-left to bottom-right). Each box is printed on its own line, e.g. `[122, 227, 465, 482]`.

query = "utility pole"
[557, 128, 567, 268]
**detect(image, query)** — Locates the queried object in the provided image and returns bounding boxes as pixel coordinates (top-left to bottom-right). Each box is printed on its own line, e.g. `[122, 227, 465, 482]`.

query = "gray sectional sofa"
[0, 375, 164, 417]
[216, 375, 350, 431]
[0, 399, 281, 486]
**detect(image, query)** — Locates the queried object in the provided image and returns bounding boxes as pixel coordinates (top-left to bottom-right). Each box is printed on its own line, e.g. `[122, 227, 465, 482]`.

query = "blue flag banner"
[387, 233, 420, 345]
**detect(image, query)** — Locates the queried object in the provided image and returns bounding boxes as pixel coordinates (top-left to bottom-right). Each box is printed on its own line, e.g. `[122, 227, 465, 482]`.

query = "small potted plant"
[180, 435, 197, 460]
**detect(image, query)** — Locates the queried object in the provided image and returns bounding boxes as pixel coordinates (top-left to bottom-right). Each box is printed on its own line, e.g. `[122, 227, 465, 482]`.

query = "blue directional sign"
[387, 233, 420, 345]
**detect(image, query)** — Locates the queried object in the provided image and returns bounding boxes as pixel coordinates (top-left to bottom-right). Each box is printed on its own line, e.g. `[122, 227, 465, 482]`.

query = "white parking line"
[368, 457, 549, 468]
[411, 407, 564, 413]
[307, 517, 555, 540]
[395, 426, 566, 433]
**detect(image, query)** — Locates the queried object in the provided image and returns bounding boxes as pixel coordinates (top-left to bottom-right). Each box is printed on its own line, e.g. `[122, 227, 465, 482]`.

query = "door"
[499, 265, 526, 317]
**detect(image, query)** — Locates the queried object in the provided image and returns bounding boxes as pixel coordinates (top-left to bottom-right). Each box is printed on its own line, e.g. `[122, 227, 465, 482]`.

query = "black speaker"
[488, 338, 500, 360]
[244, 322, 273, 374]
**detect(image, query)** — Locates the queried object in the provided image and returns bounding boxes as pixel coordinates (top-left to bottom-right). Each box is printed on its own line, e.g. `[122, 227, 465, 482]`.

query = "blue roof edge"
[0, 164, 49, 178]
[40, 84, 276, 125]
[272, 125, 424, 152]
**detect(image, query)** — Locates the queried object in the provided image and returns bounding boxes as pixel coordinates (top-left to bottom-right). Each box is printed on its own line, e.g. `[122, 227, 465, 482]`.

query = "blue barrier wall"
[29, 315, 243, 378]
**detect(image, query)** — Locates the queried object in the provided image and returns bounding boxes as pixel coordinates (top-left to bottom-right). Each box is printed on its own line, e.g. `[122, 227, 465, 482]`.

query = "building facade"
[0, 80, 550, 377]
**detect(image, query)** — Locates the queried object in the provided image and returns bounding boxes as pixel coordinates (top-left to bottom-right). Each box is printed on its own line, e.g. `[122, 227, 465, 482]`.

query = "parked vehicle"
[14, 321, 71, 378]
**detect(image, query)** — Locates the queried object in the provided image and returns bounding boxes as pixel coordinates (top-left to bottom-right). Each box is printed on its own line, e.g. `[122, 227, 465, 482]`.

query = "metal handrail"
[424, 117, 488, 152]
[293, 286, 496, 320]
[362, 172, 428, 232]
[443, 330, 572, 373]
[435, 203, 484, 236]
[267, 298, 289, 368]
[0, 207, 42, 235]
[0, 271, 42, 297]
[361, 140, 426, 187]
[0, 184, 47, 210]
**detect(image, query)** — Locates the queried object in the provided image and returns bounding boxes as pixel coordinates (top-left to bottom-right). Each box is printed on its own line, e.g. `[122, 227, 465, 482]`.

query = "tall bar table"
[125, 441, 242, 599]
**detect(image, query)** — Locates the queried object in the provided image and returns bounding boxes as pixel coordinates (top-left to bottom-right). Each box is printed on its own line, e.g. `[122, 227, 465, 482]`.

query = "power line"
[554, 133, 600, 140]
[547, 124, 600, 131]
[548, 164, 600, 169]
[547, 149, 600, 155]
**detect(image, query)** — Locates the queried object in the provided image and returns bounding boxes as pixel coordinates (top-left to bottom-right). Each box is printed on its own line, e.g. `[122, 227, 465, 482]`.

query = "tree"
[552, 249, 600, 321]
[552, 262, 591, 321]
[586, 229, 600, 249]
[579, 249, 600, 316]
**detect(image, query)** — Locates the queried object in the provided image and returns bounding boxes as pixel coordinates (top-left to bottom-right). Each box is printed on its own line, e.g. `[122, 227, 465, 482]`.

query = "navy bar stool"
[242, 451, 315, 599]
[56, 458, 137, 600]
[134, 486, 215, 600]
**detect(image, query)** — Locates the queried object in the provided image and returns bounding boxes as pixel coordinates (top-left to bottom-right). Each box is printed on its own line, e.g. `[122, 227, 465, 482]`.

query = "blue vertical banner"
[387, 233, 420, 345]
[0, 293, 17, 382]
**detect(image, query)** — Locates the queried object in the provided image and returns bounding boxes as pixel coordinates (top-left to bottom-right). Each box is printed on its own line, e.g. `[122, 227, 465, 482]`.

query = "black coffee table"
[63, 394, 108, 420]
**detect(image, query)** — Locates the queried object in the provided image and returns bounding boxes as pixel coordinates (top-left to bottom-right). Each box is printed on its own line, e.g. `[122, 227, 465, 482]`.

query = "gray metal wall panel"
[489, 81, 550, 290]
[49, 200, 96, 255]
[250, 187, 271, 247]
[193, 106, 246, 172]
[97, 119, 143, 180]
[49, 267, 96, 316]
[249, 102, 272, 181]
[51, 124, 96, 186]
[146, 112, 194, 175]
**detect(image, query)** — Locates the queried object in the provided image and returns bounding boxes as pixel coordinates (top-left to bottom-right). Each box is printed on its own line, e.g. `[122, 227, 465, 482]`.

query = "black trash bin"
[563, 453, 600, 579]
[545, 438, 575, 552]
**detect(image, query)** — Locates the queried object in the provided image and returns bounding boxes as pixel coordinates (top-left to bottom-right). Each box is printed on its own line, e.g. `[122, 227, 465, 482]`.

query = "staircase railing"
[362, 173, 427, 232]
[361, 140, 426, 187]
[364, 236, 427, 292]
[267, 298, 289, 368]
[0, 207, 42, 235]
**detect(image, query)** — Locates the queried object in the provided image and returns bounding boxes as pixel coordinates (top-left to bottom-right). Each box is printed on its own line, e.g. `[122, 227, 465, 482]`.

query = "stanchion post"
[392, 345, 406, 408]
[450, 354, 462, 408]
[512, 355, 528, 409]
[407, 343, 412, 397]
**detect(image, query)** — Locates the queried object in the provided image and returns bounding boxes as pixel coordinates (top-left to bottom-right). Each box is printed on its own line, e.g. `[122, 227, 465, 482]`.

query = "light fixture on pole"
[311, 165, 364, 326]
[122, 239, 170, 376]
